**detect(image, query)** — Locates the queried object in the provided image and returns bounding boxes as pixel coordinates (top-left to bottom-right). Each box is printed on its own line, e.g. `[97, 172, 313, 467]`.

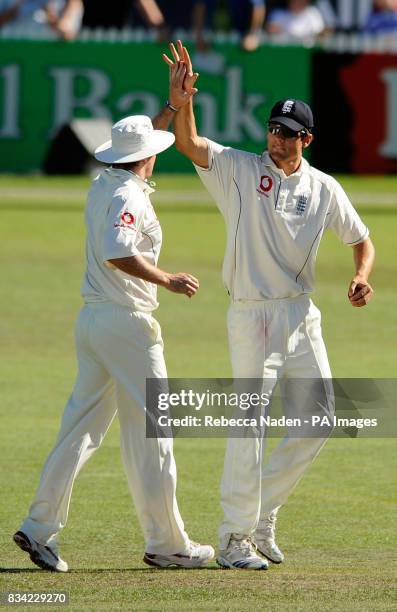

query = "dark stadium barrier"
[311, 51, 397, 174]
[43, 119, 111, 174]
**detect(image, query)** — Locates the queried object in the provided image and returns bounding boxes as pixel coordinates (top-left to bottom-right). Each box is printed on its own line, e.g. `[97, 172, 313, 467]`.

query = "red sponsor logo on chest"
[257, 175, 273, 197]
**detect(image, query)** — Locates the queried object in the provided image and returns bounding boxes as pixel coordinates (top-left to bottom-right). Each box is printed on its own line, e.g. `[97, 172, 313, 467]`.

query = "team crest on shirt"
[257, 175, 273, 197]
[296, 195, 308, 216]
[114, 210, 135, 230]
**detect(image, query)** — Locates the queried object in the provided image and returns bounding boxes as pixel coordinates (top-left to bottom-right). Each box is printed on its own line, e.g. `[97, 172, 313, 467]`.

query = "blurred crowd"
[1, 0, 397, 49]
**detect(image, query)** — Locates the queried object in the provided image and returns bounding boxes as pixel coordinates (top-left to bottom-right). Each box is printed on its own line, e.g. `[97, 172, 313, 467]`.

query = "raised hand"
[163, 40, 199, 108]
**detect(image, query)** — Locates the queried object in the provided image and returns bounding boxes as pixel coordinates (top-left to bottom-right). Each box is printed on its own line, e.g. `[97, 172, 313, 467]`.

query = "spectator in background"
[267, 0, 325, 42]
[82, 0, 165, 31]
[229, 0, 266, 51]
[156, 0, 219, 44]
[0, 0, 83, 39]
[155, 0, 190, 35]
[190, 1, 226, 73]
[158, 0, 266, 55]
[150, 1, 223, 72]
[134, 0, 164, 28]
[316, 0, 372, 32]
[363, 0, 397, 34]
[191, 0, 216, 52]
[0, 0, 22, 26]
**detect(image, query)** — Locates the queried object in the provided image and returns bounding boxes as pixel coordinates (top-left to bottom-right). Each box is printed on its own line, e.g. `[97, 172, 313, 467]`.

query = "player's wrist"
[166, 100, 180, 112]
[353, 274, 369, 285]
[159, 271, 172, 288]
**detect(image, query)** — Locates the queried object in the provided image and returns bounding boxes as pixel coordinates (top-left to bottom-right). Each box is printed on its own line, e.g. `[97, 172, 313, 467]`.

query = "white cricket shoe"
[143, 540, 215, 568]
[217, 534, 269, 570]
[13, 531, 68, 572]
[253, 511, 284, 564]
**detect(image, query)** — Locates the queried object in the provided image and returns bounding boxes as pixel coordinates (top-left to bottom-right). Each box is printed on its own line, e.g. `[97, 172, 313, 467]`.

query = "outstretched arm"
[348, 237, 375, 307]
[152, 60, 189, 130]
[108, 254, 199, 299]
[152, 101, 181, 131]
[47, 0, 82, 41]
[152, 47, 197, 131]
[163, 40, 209, 168]
[134, 0, 165, 28]
[175, 98, 209, 169]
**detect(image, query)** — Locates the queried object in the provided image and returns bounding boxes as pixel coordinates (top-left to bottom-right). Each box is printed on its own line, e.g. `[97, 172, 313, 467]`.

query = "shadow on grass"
[0, 204, 219, 215]
[0, 568, 44, 573]
[0, 567, 220, 573]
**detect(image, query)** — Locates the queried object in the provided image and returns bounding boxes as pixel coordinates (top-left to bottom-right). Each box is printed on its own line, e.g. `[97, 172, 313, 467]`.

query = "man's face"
[267, 123, 313, 164]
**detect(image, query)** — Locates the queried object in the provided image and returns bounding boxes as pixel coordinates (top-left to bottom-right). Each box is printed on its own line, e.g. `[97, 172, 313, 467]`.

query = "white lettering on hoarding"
[379, 68, 397, 158]
[222, 67, 266, 141]
[117, 91, 159, 117]
[195, 93, 221, 139]
[0, 64, 20, 138]
[196, 67, 266, 142]
[48, 65, 265, 143]
[49, 68, 112, 131]
[0, 64, 267, 146]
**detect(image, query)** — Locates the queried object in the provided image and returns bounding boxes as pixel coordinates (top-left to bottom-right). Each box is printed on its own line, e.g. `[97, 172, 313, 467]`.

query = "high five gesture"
[162, 40, 199, 109]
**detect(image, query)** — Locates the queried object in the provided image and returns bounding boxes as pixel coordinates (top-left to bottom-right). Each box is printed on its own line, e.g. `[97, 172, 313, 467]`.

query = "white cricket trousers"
[219, 296, 334, 549]
[20, 302, 191, 555]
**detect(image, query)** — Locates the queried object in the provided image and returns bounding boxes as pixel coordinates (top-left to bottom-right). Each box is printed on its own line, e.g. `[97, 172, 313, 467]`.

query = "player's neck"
[272, 155, 302, 177]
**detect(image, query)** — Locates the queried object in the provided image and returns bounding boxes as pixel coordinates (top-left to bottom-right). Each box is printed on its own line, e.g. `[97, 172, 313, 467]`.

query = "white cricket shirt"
[81, 167, 161, 312]
[268, 7, 325, 39]
[195, 139, 369, 300]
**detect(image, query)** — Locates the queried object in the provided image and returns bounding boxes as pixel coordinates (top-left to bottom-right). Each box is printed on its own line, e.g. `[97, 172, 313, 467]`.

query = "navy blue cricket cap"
[269, 99, 314, 132]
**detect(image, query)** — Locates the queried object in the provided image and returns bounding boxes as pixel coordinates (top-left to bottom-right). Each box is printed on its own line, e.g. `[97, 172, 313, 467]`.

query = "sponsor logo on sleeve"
[114, 210, 136, 230]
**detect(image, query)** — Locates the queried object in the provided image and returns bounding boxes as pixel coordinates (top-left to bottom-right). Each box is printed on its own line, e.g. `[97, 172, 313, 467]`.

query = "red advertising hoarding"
[312, 52, 397, 175]
[341, 54, 397, 174]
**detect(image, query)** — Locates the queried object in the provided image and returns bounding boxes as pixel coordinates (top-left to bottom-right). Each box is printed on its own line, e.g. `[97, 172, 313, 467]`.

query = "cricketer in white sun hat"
[94, 115, 175, 163]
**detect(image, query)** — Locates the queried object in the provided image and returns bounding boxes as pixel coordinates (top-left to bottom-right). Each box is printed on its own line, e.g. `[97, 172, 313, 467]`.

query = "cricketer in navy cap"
[269, 99, 314, 132]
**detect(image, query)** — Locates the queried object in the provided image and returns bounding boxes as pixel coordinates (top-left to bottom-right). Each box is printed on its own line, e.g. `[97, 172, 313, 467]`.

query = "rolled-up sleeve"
[326, 180, 369, 245]
[193, 138, 236, 216]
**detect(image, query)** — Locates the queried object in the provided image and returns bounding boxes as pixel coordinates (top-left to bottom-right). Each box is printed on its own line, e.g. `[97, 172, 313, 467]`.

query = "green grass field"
[0, 174, 396, 611]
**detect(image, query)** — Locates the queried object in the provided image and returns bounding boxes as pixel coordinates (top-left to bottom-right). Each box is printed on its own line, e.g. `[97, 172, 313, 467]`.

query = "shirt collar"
[106, 167, 156, 195]
[260, 150, 310, 178]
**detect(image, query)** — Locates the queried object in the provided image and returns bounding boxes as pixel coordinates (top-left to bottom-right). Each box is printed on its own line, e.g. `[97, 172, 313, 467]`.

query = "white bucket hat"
[94, 115, 175, 163]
